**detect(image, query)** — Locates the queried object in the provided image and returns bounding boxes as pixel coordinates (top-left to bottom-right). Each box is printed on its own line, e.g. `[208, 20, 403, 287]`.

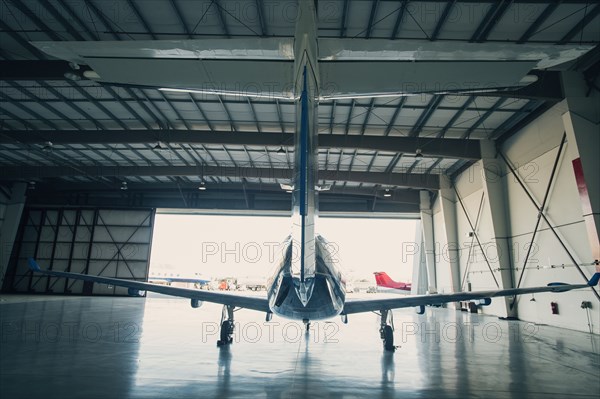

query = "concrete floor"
[1, 294, 599, 399]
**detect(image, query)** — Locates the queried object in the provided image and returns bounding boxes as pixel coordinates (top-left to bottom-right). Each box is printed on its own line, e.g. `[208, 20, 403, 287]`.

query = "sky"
[149, 214, 418, 282]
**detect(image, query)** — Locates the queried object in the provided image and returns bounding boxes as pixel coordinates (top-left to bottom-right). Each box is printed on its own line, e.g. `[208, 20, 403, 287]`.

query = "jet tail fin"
[374, 272, 395, 287]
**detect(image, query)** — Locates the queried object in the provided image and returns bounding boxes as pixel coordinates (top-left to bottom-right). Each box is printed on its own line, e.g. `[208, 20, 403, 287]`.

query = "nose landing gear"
[303, 318, 311, 332]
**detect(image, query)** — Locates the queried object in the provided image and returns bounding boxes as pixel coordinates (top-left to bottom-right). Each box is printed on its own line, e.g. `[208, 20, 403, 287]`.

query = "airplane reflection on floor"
[1, 296, 598, 398]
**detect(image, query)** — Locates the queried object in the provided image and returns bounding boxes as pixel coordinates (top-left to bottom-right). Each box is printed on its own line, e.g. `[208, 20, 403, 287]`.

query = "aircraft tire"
[383, 325, 395, 352]
[219, 320, 234, 346]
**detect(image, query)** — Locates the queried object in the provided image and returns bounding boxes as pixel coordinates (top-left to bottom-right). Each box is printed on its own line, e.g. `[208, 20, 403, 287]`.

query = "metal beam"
[470, 0, 513, 42]
[38, 0, 85, 41]
[83, 0, 122, 40]
[0, 20, 47, 59]
[9, 0, 63, 41]
[489, 99, 539, 140]
[410, 96, 444, 136]
[255, 0, 267, 36]
[365, 0, 380, 39]
[517, 1, 561, 43]
[431, 0, 456, 40]
[29, 180, 422, 202]
[213, 0, 231, 37]
[437, 96, 475, 138]
[0, 131, 481, 159]
[24, 185, 421, 214]
[461, 98, 507, 139]
[169, 0, 192, 38]
[0, 60, 81, 79]
[56, 0, 99, 41]
[495, 101, 553, 143]
[0, 166, 441, 190]
[391, 0, 410, 39]
[126, 0, 157, 39]
[558, 4, 600, 44]
[340, 0, 350, 37]
[384, 97, 407, 136]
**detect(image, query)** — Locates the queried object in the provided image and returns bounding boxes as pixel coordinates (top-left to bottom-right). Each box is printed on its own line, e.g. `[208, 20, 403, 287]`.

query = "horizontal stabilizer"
[318, 39, 592, 69]
[31, 39, 592, 100]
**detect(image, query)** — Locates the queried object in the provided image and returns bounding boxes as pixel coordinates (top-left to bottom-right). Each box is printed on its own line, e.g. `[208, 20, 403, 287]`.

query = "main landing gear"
[217, 305, 235, 347]
[379, 309, 396, 352]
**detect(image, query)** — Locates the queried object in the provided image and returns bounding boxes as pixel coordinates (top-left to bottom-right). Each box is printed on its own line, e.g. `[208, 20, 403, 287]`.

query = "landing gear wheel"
[382, 325, 395, 352]
[379, 309, 396, 352]
[217, 306, 235, 347]
[303, 319, 311, 333]
[217, 320, 234, 347]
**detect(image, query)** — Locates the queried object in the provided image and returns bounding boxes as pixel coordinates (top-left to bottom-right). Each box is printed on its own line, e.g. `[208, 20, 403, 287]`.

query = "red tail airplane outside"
[374, 272, 412, 292]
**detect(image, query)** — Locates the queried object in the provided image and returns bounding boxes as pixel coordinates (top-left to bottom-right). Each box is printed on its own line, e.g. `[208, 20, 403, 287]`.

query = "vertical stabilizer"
[290, 0, 319, 307]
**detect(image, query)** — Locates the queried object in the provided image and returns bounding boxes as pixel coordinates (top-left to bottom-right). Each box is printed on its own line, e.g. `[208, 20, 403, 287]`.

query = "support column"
[0, 182, 27, 288]
[439, 177, 461, 302]
[561, 71, 600, 271]
[411, 221, 428, 295]
[420, 190, 437, 293]
[480, 141, 517, 318]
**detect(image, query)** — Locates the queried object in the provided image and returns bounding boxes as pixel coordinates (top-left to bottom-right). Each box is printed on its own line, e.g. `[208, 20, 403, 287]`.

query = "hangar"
[1, 0, 599, 397]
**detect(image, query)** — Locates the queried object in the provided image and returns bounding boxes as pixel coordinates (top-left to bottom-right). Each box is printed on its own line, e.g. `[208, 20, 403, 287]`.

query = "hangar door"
[4, 208, 155, 296]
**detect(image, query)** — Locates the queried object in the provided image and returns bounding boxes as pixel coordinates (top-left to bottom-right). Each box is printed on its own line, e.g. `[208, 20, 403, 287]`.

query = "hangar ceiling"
[1, 0, 599, 213]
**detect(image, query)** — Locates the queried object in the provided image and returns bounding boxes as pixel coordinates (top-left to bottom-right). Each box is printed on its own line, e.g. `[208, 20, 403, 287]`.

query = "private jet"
[28, 1, 599, 352]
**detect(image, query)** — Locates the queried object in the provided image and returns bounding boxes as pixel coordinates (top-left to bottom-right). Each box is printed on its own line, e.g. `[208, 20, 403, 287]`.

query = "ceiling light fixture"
[153, 141, 168, 151]
[28, 181, 36, 190]
[198, 182, 207, 191]
[42, 141, 53, 153]
[415, 148, 423, 158]
[279, 183, 294, 193]
[63, 72, 81, 81]
[120, 181, 128, 191]
[383, 189, 392, 197]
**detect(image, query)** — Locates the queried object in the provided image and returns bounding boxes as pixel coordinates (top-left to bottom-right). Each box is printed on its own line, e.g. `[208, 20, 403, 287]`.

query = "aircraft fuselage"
[267, 235, 346, 320]
[265, 1, 346, 320]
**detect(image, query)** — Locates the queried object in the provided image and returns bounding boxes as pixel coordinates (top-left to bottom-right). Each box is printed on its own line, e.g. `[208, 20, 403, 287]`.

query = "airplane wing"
[343, 274, 600, 315]
[32, 39, 295, 99]
[32, 38, 593, 100]
[27, 259, 270, 313]
[319, 60, 537, 100]
[318, 39, 592, 100]
[148, 277, 211, 284]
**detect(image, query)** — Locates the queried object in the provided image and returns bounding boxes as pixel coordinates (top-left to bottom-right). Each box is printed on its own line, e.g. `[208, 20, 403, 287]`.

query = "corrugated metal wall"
[3, 208, 155, 296]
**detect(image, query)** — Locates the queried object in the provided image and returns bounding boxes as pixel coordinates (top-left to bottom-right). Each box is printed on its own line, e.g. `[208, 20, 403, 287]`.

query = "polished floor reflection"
[1, 294, 599, 398]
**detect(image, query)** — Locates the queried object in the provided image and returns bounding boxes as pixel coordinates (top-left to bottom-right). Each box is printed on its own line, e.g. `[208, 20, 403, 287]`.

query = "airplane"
[374, 272, 411, 293]
[28, 1, 599, 352]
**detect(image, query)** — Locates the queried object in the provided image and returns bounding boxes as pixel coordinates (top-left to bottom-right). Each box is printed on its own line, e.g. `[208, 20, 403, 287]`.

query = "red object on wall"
[573, 158, 592, 215]
[572, 158, 600, 272]
[551, 302, 559, 315]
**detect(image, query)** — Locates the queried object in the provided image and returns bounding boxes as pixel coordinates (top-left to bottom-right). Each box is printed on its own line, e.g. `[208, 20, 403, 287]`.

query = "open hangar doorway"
[147, 210, 419, 295]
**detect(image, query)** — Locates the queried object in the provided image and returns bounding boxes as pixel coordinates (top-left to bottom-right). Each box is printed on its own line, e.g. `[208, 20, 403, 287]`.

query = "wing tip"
[27, 258, 41, 272]
[588, 273, 600, 287]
